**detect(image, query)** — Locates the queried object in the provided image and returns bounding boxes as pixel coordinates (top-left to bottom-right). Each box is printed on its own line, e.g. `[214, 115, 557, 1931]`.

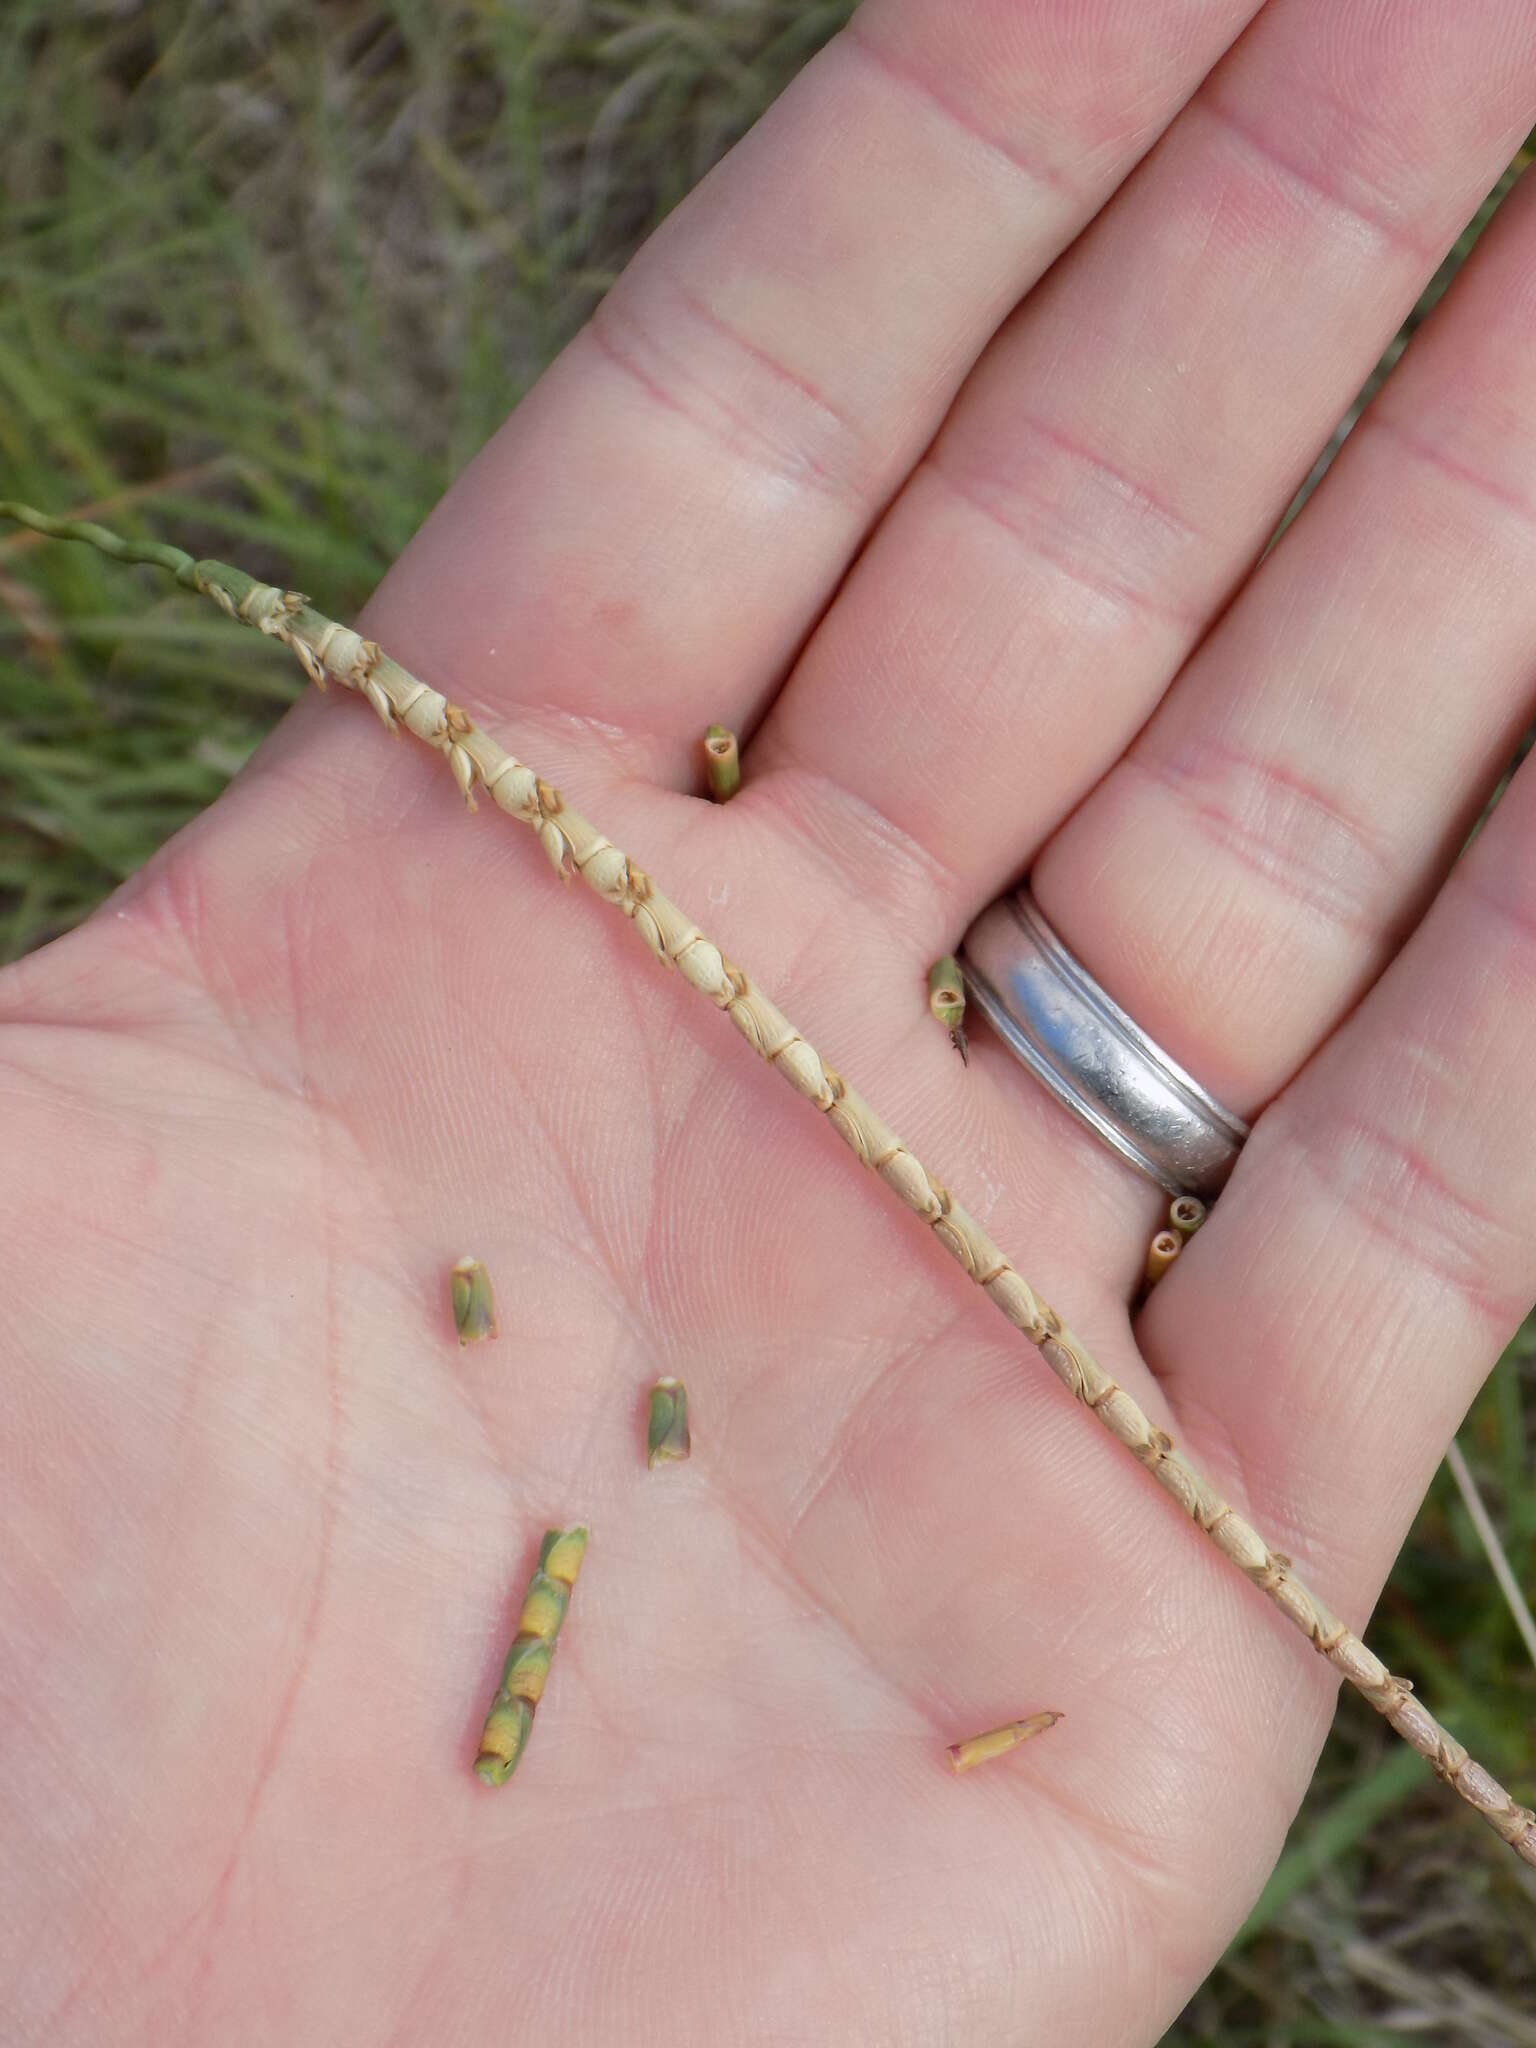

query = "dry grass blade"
[1444, 1439, 1536, 1675]
[4, 498, 1534, 1871]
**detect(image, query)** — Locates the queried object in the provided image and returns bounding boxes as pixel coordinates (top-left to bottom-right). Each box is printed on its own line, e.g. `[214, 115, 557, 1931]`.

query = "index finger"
[360, 0, 1263, 784]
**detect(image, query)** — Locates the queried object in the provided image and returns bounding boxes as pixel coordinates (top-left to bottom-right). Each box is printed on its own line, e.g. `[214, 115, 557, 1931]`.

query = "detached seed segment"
[474, 1526, 588, 1786]
[927, 955, 969, 1065]
[647, 1376, 691, 1467]
[948, 1710, 1063, 1773]
[451, 1256, 498, 1345]
[703, 725, 740, 802]
[1144, 1229, 1181, 1289]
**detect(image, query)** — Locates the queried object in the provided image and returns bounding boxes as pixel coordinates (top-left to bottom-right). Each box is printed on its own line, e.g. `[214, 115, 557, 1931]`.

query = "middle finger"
[750, 0, 1536, 924]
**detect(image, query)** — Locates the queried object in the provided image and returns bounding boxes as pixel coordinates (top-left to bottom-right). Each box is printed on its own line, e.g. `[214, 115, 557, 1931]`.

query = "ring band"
[959, 888, 1248, 1198]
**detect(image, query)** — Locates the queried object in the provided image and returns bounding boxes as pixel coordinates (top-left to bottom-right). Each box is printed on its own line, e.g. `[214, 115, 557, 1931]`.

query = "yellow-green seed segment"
[647, 1376, 691, 1467]
[474, 1526, 588, 1787]
[451, 1255, 498, 1344]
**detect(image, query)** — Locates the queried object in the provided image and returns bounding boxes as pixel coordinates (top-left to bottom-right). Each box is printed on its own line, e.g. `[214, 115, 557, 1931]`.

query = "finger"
[1143, 743, 1536, 1621]
[1029, 166, 1536, 1115]
[751, 0, 1536, 915]
[358, 0, 1263, 786]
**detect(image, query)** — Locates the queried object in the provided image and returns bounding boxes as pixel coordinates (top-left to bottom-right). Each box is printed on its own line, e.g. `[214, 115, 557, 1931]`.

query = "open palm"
[7, 5, 1536, 2043]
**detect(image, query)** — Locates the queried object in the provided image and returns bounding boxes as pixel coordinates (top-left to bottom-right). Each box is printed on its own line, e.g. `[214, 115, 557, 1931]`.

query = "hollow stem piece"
[948, 1710, 1063, 1773]
[474, 1526, 588, 1786]
[927, 955, 968, 1064]
[703, 725, 740, 803]
[1169, 1195, 1208, 1238]
[1145, 1230, 1182, 1289]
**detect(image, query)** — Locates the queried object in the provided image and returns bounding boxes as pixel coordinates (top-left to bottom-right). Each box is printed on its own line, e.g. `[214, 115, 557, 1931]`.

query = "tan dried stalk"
[1445, 1440, 1536, 1675]
[949, 1710, 1063, 1773]
[4, 500, 1533, 1868]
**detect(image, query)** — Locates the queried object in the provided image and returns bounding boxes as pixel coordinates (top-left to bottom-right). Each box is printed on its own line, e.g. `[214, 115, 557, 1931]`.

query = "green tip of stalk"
[703, 726, 741, 803]
[0, 500, 199, 584]
[473, 1752, 513, 1787]
[451, 1256, 498, 1344]
[647, 1376, 691, 1467]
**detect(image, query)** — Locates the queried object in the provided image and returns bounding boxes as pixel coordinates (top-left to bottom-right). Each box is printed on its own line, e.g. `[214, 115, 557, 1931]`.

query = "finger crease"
[925, 454, 1201, 632]
[842, 19, 1077, 200]
[585, 289, 872, 510]
[1199, 93, 1435, 265]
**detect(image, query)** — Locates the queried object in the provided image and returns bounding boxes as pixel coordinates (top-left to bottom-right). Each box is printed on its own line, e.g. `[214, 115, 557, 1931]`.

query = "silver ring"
[959, 888, 1248, 1198]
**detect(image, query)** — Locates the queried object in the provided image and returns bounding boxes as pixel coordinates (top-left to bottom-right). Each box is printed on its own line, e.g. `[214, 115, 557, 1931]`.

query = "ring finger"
[1023, 162, 1536, 1122]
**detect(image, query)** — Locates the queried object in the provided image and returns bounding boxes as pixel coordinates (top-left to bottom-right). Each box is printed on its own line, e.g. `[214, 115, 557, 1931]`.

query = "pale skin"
[5, 3, 1536, 2043]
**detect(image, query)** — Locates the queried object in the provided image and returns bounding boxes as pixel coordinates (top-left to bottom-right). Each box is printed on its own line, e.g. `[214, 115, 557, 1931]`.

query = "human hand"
[5, 4, 1536, 2042]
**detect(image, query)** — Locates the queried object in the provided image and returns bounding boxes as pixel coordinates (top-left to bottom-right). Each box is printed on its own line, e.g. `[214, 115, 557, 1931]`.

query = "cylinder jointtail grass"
[474, 1526, 588, 1786]
[5, 499, 1532, 1868]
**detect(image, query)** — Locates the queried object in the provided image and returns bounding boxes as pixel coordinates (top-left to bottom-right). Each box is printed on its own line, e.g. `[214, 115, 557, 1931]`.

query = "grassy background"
[2, 5, 1533, 2038]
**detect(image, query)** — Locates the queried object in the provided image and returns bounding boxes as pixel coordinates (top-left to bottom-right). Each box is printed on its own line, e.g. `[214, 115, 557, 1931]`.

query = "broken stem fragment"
[704, 725, 740, 802]
[1169, 1195, 1207, 1239]
[948, 1711, 1063, 1773]
[474, 1526, 588, 1786]
[1144, 1230, 1181, 1289]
